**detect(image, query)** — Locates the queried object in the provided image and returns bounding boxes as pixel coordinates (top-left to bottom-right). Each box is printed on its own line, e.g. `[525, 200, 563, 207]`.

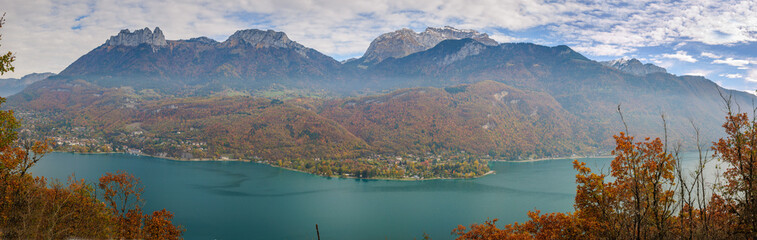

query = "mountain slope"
[17, 85, 369, 160]
[359, 38, 753, 145]
[319, 81, 594, 159]
[15, 79, 592, 160]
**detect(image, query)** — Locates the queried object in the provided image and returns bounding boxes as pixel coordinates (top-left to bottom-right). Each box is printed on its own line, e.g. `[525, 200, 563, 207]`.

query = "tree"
[143, 209, 184, 240]
[0, 13, 16, 147]
[98, 171, 184, 239]
[606, 132, 678, 239]
[0, 14, 14, 75]
[712, 97, 757, 237]
[99, 171, 145, 238]
[452, 212, 582, 240]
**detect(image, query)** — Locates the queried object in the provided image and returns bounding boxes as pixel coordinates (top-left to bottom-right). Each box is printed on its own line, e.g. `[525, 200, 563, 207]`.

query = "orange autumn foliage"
[455, 106, 757, 239]
[143, 209, 184, 239]
[453, 211, 582, 240]
[98, 171, 184, 239]
[712, 111, 757, 236]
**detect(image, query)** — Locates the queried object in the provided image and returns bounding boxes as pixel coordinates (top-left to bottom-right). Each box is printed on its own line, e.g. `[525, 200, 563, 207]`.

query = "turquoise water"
[29, 152, 714, 239]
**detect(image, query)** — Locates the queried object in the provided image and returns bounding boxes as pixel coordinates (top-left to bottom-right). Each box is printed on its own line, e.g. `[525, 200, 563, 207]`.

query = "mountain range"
[6, 26, 755, 167]
[0, 72, 55, 97]
[53, 27, 343, 95]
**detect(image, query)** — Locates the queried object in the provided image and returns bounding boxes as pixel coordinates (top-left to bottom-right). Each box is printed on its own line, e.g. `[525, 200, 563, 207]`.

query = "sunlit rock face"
[359, 26, 498, 65]
[223, 29, 310, 56]
[105, 27, 167, 47]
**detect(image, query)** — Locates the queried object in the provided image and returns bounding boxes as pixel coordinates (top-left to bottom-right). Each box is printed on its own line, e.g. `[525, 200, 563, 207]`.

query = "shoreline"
[271, 165, 496, 181]
[53, 150, 252, 162]
[52, 151, 495, 181]
[490, 155, 614, 163]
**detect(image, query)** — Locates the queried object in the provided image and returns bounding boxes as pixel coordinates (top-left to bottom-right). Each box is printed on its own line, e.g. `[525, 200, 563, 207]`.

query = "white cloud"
[701, 52, 721, 59]
[746, 69, 757, 83]
[712, 57, 751, 67]
[551, 0, 757, 51]
[489, 34, 525, 43]
[650, 58, 675, 69]
[720, 73, 743, 78]
[661, 51, 698, 63]
[571, 44, 634, 56]
[685, 70, 712, 77]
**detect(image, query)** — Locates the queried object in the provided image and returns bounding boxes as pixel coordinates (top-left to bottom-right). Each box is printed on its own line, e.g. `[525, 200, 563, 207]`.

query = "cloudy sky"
[1, 0, 756, 92]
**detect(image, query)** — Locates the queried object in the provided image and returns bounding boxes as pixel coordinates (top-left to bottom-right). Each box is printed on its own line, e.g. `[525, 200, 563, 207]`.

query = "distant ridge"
[0, 72, 55, 97]
[600, 58, 667, 76]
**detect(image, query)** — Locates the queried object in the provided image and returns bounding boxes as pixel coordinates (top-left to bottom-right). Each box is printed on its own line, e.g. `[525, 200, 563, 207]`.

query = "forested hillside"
[320, 80, 595, 159]
[13, 80, 597, 178]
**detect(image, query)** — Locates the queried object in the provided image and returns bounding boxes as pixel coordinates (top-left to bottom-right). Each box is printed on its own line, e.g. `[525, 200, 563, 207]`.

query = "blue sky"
[1, 0, 756, 92]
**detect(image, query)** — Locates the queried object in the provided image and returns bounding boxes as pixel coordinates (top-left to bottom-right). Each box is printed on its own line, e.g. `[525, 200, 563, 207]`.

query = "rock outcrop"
[225, 29, 297, 48]
[105, 27, 167, 47]
[440, 40, 487, 66]
[223, 29, 310, 56]
[185, 37, 218, 44]
[420, 26, 498, 47]
[359, 26, 498, 65]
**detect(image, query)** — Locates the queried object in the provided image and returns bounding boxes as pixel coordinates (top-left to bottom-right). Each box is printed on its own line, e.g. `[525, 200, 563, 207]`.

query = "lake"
[29, 152, 718, 239]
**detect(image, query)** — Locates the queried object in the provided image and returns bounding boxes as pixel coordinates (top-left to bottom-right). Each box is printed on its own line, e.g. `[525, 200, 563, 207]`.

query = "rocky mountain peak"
[105, 27, 167, 47]
[359, 26, 498, 65]
[421, 26, 498, 46]
[380, 28, 417, 39]
[185, 37, 218, 44]
[600, 58, 667, 76]
[225, 29, 303, 49]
